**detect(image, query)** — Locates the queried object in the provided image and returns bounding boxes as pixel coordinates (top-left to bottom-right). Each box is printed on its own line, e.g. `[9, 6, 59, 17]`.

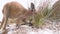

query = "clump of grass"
[32, 5, 52, 28]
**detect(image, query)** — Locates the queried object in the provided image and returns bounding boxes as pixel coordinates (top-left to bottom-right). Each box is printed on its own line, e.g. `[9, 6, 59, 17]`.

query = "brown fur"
[0, 2, 35, 30]
[50, 0, 60, 20]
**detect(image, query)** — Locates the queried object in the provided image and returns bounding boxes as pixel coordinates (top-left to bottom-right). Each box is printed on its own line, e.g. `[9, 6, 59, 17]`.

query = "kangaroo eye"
[7, 24, 9, 27]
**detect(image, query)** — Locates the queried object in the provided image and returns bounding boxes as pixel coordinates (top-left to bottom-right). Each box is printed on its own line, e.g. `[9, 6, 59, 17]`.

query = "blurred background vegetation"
[32, 0, 60, 28]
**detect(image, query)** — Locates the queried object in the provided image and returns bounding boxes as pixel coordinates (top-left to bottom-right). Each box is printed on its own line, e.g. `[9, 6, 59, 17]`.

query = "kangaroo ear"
[2, 8, 4, 14]
[30, 2, 35, 10]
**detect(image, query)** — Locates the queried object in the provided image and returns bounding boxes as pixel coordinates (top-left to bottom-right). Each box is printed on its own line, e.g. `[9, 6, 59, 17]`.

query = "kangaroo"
[49, 0, 60, 21]
[0, 2, 35, 30]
